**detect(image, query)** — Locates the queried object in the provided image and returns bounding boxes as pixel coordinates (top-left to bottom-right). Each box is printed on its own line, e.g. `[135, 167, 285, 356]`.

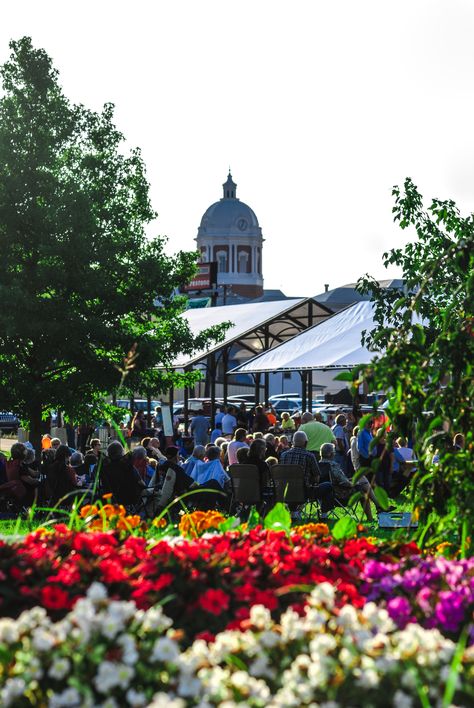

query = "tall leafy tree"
[0, 37, 225, 447]
[355, 178, 474, 547]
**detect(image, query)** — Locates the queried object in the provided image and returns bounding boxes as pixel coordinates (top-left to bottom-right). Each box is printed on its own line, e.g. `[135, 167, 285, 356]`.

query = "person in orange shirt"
[41, 434, 52, 450]
[265, 405, 277, 428]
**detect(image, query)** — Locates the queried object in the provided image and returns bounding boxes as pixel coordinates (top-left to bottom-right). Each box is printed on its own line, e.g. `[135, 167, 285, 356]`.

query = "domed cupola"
[196, 172, 264, 299]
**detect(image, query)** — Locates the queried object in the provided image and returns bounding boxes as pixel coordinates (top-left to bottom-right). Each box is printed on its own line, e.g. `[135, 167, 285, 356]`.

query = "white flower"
[94, 661, 135, 693]
[141, 606, 173, 633]
[126, 689, 148, 707]
[118, 633, 139, 665]
[336, 604, 358, 629]
[48, 687, 82, 707]
[0, 618, 19, 644]
[87, 582, 108, 603]
[48, 657, 70, 680]
[32, 627, 55, 652]
[177, 672, 202, 697]
[393, 690, 414, 708]
[148, 693, 186, 708]
[151, 636, 180, 663]
[0, 678, 26, 707]
[259, 630, 280, 649]
[100, 699, 119, 708]
[309, 582, 335, 609]
[249, 604, 272, 630]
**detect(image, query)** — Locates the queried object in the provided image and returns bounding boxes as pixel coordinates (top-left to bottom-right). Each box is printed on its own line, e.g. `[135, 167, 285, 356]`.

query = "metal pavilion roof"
[172, 297, 333, 370]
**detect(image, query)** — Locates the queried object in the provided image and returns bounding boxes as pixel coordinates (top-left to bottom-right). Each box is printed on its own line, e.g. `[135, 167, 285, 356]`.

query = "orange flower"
[102, 493, 113, 501]
[294, 522, 329, 537]
[80, 504, 98, 519]
[179, 510, 226, 538]
[125, 515, 141, 528]
[152, 517, 167, 529]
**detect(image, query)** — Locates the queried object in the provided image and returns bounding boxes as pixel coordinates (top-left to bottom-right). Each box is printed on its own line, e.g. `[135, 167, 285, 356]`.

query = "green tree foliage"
[356, 178, 474, 547]
[0, 37, 226, 446]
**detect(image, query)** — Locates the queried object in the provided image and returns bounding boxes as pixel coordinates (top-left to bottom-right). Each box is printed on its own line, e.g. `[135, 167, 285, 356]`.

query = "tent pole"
[254, 373, 261, 405]
[301, 371, 307, 413]
[209, 352, 216, 429]
[307, 370, 313, 411]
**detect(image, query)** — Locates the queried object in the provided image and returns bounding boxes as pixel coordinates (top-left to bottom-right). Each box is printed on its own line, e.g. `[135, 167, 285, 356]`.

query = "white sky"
[2, 0, 474, 297]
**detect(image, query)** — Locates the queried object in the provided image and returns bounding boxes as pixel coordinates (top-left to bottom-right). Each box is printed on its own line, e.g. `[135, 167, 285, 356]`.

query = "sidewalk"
[0, 437, 16, 453]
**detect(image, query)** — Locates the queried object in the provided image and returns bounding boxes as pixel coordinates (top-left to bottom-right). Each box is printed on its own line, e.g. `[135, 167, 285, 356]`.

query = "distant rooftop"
[314, 279, 404, 310]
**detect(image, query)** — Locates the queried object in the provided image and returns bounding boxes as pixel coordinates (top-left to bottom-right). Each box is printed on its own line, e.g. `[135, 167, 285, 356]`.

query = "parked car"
[0, 412, 20, 433]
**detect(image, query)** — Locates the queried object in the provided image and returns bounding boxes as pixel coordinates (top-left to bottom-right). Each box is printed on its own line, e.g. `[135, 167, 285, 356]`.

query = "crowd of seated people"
[2, 399, 464, 523]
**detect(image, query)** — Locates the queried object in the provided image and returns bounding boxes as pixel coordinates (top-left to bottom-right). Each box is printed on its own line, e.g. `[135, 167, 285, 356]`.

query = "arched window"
[216, 250, 228, 273]
[238, 251, 249, 273]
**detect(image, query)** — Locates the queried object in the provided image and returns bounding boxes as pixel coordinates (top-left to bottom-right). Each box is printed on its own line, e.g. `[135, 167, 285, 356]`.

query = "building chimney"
[324, 283, 329, 293]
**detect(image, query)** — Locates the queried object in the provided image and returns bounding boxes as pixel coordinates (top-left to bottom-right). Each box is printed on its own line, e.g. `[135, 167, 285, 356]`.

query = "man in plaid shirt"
[280, 431, 334, 518]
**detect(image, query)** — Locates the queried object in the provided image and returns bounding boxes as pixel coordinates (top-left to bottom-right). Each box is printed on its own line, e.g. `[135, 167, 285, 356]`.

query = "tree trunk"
[29, 401, 43, 456]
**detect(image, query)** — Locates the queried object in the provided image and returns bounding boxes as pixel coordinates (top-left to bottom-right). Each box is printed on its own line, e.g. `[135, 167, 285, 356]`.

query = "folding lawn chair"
[271, 464, 319, 521]
[317, 460, 362, 522]
[228, 464, 262, 518]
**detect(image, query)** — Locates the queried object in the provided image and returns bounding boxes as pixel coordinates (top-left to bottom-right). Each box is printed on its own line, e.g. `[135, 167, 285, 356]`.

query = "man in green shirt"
[299, 412, 335, 459]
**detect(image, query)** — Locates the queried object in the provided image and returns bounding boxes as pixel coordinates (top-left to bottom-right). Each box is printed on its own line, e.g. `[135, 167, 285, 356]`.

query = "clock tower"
[196, 172, 264, 300]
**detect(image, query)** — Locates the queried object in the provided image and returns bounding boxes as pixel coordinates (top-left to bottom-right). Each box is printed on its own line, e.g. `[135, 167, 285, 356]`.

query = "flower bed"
[1, 582, 473, 707]
[1, 508, 474, 706]
[0, 524, 390, 640]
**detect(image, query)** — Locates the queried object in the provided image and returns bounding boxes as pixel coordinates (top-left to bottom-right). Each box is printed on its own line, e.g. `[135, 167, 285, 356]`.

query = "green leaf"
[412, 324, 426, 347]
[348, 491, 362, 508]
[263, 502, 291, 534]
[358, 413, 374, 430]
[332, 516, 357, 540]
[247, 506, 261, 529]
[218, 516, 241, 532]
[333, 371, 353, 382]
[374, 486, 389, 511]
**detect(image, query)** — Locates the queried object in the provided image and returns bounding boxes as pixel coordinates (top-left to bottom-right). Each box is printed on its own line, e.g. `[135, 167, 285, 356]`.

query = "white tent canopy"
[228, 301, 381, 373]
[172, 297, 331, 368]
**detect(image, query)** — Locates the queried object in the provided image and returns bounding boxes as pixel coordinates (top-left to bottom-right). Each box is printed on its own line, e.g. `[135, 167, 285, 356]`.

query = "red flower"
[152, 573, 174, 592]
[41, 585, 71, 610]
[99, 559, 128, 583]
[198, 588, 230, 615]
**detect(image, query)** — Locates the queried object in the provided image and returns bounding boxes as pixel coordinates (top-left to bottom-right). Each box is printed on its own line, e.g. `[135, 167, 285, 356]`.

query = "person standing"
[299, 412, 335, 459]
[189, 409, 210, 446]
[227, 428, 249, 465]
[331, 414, 349, 471]
[221, 406, 237, 438]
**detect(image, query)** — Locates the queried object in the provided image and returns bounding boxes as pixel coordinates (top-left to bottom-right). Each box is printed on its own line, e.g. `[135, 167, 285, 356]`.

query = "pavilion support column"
[222, 348, 229, 408]
[307, 371, 313, 411]
[254, 373, 261, 405]
[264, 373, 269, 406]
[168, 384, 174, 443]
[209, 352, 216, 429]
[301, 371, 307, 413]
[183, 368, 190, 434]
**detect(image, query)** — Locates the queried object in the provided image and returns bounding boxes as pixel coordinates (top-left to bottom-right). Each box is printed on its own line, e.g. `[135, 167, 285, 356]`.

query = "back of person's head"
[301, 412, 314, 424]
[132, 445, 147, 461]
[266, 456, 278, 467]
[141, 437, 151, 448]
[192, 445, 206, 459]
[55, 444, 71, 464]
[107, 441, 124, 461]
[10, 442, 26, 460]
[253, 431, 263, 440]
[314, 413, 323, 422]
[293, 431, 308, 448]
[236, 446, 249, 464]
[234, 428, 247, 441]
[90, 438, 100, 448]
[249, 438, 266, 459]
[24, 448, 36, 465]
[255, 405, 263, 414]
[206, 446, 221, 461]
[264, 433, 275, 445]
[70, 451, 84, 468]
[353, 426, 360, 437]
[165, 445, 179, 460]
[220, 441, 229, 452]
[320, 442, 335, 459]
[278, 435, 288, 445]
[213, 437, 227, 448]
[50, 437, 61, 449]
[335, 414, 346, 426]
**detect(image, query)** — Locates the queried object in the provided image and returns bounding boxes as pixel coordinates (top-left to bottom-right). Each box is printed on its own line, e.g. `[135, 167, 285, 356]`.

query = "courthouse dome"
[198, 172, 261, 236]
